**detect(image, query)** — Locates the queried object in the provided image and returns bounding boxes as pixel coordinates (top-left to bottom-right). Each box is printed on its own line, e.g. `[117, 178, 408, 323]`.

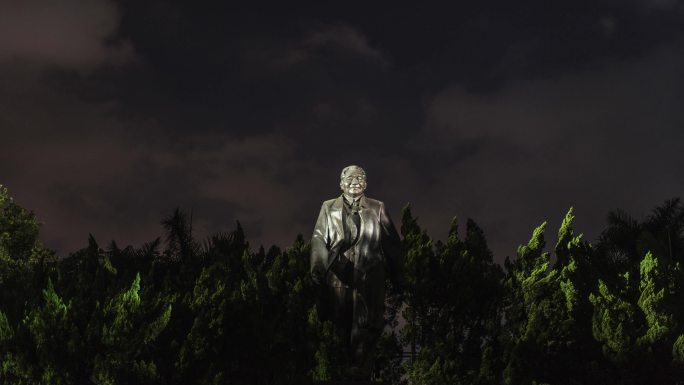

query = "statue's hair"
[340, 165, 366, 179]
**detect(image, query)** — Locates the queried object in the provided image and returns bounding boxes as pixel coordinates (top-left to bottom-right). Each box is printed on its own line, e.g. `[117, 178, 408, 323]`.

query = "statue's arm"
[379, 202, 405, 289]
[310, 203, 330, 284]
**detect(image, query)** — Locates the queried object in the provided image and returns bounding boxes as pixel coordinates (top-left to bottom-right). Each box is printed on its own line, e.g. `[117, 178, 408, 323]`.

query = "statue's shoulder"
[362, 196, 384, 209]
[321, 197, 339, 208]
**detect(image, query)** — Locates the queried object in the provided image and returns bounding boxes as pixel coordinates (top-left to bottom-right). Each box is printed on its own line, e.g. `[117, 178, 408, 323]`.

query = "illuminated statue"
[311, 165, 401, 380]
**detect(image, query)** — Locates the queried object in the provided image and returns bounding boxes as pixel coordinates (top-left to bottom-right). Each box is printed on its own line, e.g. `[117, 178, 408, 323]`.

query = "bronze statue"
[311, 165, 401, 380]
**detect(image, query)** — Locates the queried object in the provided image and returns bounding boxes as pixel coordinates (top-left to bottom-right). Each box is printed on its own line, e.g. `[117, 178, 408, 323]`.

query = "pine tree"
[401, 205, 504, 385]
[91, 272, 172, 384]
[502, 209, 599, 385]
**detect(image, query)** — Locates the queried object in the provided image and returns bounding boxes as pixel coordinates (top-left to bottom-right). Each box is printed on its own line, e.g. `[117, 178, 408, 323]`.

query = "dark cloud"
[1, 1, 683, 261]
[0, 0, 132, 69]
[409, 43, 684, 259]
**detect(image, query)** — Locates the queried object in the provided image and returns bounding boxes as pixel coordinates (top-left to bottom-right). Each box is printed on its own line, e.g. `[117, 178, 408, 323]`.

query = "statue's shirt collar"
[342, 194, 363, 207]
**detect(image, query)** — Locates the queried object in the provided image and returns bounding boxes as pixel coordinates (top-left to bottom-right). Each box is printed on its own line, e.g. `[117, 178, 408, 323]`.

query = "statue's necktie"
[347, 200, 361, 246]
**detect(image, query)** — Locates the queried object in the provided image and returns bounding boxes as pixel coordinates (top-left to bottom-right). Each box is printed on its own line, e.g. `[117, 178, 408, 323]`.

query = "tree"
[502, 209, 600, 385]
[402, 205, 504, 385]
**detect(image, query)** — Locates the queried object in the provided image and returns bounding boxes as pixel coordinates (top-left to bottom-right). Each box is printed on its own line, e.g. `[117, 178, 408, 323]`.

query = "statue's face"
[340, 167, 367, 198]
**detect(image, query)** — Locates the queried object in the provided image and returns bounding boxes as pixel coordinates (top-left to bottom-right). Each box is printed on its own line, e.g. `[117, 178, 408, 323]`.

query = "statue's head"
[340, 165, 367, 198]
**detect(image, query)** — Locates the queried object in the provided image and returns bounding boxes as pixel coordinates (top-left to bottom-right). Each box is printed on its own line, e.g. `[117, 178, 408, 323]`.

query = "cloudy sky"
[2, 0, 684, 261]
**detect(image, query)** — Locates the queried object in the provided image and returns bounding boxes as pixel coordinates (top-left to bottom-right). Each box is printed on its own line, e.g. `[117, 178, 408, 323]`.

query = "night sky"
[2, 0, 684, 261]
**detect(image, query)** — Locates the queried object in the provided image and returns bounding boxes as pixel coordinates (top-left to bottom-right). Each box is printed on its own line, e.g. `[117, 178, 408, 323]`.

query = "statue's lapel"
[358, 196, 371, 238]
[331, 196, 344, 242]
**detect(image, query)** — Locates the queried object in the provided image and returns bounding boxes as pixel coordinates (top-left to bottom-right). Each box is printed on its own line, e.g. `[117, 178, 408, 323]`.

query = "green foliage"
[0, 185, 40, 262]
[308, 305, 345, 381]
[401, 205, 504, 385]
[589, 276, 641, 364]
[4, 186, 684, 384]
[672, 334, 684, 364]
[586, 199, 684, 383]
[501, 209, 600, 385]
[0, 311, 11, 343]
[637, 251, 672, 346]
[90, 271, 171, 384]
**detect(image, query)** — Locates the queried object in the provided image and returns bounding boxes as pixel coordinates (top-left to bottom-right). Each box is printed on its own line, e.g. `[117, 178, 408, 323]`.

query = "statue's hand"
[330, 253, 354, 286]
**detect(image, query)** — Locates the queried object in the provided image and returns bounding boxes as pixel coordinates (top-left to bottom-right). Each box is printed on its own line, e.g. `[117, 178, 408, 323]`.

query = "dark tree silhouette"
[2, 185, 684, 384]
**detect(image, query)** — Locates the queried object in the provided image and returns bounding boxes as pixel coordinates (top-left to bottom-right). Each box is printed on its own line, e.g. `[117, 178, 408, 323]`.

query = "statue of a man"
[311, 165, 401, 380]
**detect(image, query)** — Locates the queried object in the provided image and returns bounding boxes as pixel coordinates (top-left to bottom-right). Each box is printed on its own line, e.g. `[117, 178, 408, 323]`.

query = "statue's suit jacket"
[311, 195, 400, 329]
[310, 195, 401, 290]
